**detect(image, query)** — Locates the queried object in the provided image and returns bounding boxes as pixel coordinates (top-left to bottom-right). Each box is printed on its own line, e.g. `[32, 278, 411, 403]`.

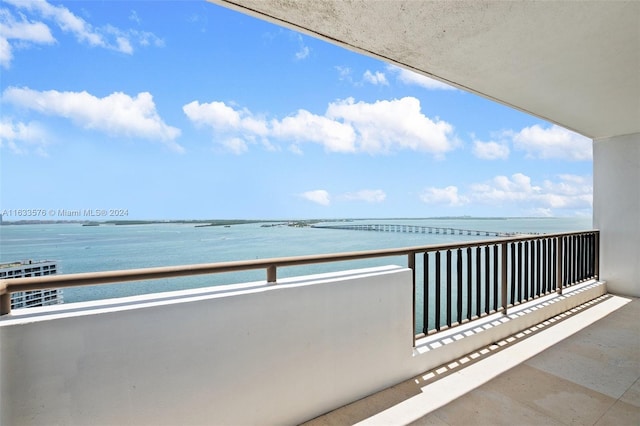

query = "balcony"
[2, 0, 637, 423]
[4, 230, 636, 425]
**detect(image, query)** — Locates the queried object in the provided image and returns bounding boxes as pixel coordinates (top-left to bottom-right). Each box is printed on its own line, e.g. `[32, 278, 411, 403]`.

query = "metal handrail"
[0, 229, 598, 316]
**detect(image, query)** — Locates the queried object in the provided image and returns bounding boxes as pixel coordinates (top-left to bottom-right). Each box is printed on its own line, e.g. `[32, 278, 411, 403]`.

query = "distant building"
[0, 260, 63, 309]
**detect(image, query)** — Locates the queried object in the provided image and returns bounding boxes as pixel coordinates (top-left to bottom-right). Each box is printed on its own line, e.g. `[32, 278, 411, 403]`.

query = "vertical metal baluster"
[510, 242, 516, 305]
[535, 239, 541, 296]
[555, 237, 562, 295]
[267, 265, 277, 283]
[572, 235, 577, 283]
[447, 249, 452, 327]
[466, 247, 472, 321]
[577, 234, 583, 281]
[576, 234, 581, 281]
[593, 231, 600, 280]
[423, 252, 429, 334]
[457, 248, 463, 324]
[540, 239, 548, 294]
[476, 246, 481, 317]
[493, 244, 499, 312]
[592, 232, 597, 279]
[524, 241, 529, 301]
[409, 252, 416, 343]
[501, 242, 508, 314]
[583, 234, 588, 279]
[547, 238, 556, 293]
[586, 233, 592, 278]
[564, 236, 569, 287]
[517, 242, 522, 303]
[435, 251, 441, 331]
[530, 240, 536, 297]
[570, 235, 576, 285]
[589, 233, 595, 278]
[583, 234, 588, 280]
[485, 245, 490, 315]
[0, 292, 10, 316]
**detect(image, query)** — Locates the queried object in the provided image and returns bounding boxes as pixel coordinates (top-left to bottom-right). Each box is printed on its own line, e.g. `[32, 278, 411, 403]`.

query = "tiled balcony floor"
[304, 294, 640, 426]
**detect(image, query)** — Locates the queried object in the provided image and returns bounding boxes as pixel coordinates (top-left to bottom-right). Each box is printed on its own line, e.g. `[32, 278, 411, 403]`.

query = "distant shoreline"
[0, 216, 569, 226]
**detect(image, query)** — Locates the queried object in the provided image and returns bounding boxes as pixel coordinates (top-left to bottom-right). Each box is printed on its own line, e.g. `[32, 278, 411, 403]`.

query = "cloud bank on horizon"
[0, 0, 593, 219]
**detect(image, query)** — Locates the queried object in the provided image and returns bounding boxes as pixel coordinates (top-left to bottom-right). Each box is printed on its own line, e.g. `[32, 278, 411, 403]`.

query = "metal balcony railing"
[0, 230, 599, 343]
[418, 230, 599, 336]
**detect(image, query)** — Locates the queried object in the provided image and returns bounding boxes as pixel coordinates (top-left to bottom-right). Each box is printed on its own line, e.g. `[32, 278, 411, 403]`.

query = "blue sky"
[0, 0, 593, 220]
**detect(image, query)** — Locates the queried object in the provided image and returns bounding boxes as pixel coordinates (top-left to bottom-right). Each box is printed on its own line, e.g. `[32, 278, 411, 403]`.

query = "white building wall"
[594, 133, 640, 297]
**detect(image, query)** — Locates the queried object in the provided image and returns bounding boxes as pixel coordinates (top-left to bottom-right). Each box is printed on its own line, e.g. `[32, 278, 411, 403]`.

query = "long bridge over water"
[312, 223, 527, 237]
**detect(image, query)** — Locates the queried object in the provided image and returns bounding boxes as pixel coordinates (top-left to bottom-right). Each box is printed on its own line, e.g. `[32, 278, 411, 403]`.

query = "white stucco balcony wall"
[1, 266, 415, 425]
[594, 132, 640, 297]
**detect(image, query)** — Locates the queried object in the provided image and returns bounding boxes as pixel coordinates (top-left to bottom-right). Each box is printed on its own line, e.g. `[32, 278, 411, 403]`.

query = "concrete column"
[593, 132, 640, 297]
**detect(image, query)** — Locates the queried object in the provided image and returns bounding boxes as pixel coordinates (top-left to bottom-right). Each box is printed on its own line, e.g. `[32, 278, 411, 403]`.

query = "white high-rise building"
[0, 260, 63, 309]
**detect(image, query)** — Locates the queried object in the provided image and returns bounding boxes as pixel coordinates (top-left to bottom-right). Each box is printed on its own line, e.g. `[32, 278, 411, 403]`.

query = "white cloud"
[420, 173, 592, 215]
[0, 9, 54, 42]
[538, 175, 593, 209]
[294, 34, 310, 60]
[184, 100, 272, 152]
[0, 118, 48, 155]
[470, 173, 540, 203]
[420, 186, 469, 207]
[326, 97, 455, 155]
[115, 36, 133, 54]
[300, 190, 330, 206]
[288, 144, 303, 155]
[0, 36, 12, 68]
[272, 109, 356, 153]
[184, 96, 456, 156]
[129, 10, 141, 24]
[342, 189, 386, 203]
[469, 173, 592, 212]
[472, 140, 510, 160]
[511, 124, 592, 161]
[0, 8, 55, 68]
[222, 137, 248, 155]
[3, 87, 183, 152]
[335, 66, 352, 81]
[183, 100, 269, 136]
[387, 65, 456, 90]
[363, 70, 388, 86]
[1, 0, 163, 67]
[295, 45, 309, 60]
[184, 101, 241, 129]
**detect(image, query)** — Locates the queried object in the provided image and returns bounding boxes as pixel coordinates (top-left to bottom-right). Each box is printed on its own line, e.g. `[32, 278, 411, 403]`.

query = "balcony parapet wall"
[1, 266, 415, 425]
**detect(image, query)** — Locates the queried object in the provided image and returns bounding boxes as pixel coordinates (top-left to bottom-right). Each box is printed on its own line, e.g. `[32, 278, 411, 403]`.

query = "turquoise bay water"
[0, 217, 591, 304]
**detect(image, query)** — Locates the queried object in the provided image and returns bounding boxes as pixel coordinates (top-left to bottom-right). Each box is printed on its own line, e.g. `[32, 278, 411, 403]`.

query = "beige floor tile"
[524, 300, 640, 399]
[483, 364, 617, 425]
[594, 399, 640, 426]
[620, 378, 640, 408]
[302, 381, 423, 426]
[407, 413, 450, 425]
[421, 387, 564, 426]
[526, 347, 639, 399]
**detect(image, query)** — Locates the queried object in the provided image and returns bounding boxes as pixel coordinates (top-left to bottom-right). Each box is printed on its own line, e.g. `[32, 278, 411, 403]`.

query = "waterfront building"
[0, 260, 62, 309]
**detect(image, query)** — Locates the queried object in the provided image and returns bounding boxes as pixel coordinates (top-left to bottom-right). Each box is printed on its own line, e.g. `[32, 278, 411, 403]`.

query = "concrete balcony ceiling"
[210, 0, 640, 140]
